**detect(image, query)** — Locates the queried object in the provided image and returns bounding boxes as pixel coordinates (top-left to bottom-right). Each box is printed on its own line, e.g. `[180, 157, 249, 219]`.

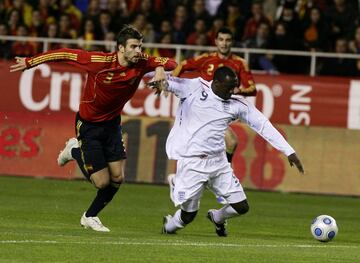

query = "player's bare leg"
[80, 160, 125, 232]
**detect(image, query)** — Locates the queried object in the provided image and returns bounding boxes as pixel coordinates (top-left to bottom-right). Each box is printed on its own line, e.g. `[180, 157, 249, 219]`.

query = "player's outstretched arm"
[9, 57, 27, 72]
[287, 153, 305, 174]
[240, 99, 304, 175]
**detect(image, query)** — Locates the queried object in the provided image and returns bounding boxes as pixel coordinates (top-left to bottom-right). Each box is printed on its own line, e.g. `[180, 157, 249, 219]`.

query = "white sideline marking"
[0, 240, 358, 249]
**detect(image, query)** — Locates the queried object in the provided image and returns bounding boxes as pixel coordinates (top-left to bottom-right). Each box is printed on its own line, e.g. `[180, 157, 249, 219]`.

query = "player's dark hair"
[116, 25, 143, 47]
[213, 66, 237, 82]
[215, 27, 233, 39]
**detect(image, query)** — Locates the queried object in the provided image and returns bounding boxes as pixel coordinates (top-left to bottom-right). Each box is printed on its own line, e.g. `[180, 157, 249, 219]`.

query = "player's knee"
[92, 176, 110, 189]
[230, 199, 249, 215]
[111, 172, 124, 184]
[180, 210, 198, 225]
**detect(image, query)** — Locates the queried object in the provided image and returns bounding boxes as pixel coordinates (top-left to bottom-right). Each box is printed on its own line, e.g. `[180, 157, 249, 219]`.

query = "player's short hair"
[213, 66, 237, 83]
[215, 27, 233, 39]
[116, 25, 143, 47]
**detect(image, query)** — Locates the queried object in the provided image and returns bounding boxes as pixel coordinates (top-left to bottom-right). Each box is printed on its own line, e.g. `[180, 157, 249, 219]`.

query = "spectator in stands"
[186, 18, 209, 45]
[0, 1, 6, 22]
[59, 0, 82, 31]
[103, 31, 115, 52]
[85, 0, 101, 21]
[271, 21, 306, 74]
[107, 0, 129, 29]
[151, 33, 176, 59]
[131, 13, 155, 43]
[0, 23, 12, 59]
[171, 4, 191, 44]
[223, 0, 246, 45]
[244, 22, 275, 72]
[78, 18, 97, 51]
[217, 0, 252, 20]
[188, 0, 212, 27]
[58, 13, 77, 39]
[43, 23, 61, 50]
[207, 16, 225, 45]
[28, 9, 45, 37]
[262, 0, 277, 24]
[97, 10, 114, 40]
[324, 0, 358, 40]
[302, 7, 330, 51]
[7, 9, 22, 35]
[349, 25, 360, 54]
[243, 1, 271, 41]
[184, 32, 209, 59]
[276, 2, 303, 47]
[138, 0, 160, 28]
[38, 0, 58, 25]
[9, 0, 33, 28]
[319, 38, 357, 76]
[156, 19, 172, 40]
[295, 0, 329, 20]
[11, 24, 35, 57]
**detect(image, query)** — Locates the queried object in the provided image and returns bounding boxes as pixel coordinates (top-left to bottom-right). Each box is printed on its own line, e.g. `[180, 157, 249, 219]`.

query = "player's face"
[123, 38, 143, 64]
[215, 33, 232, 56]
[215, 75, 239, 100]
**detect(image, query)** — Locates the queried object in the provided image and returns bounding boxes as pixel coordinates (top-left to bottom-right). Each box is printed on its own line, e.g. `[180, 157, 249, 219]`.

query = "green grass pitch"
[0, 175, 359, 263]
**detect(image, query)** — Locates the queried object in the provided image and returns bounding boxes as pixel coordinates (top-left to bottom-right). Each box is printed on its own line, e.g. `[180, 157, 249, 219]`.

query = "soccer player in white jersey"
[149, 66, 304, 237]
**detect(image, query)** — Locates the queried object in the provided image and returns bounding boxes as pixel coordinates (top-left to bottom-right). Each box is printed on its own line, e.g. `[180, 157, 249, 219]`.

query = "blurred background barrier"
[1, 35, 360, 77]
[1, 61, 360, 196]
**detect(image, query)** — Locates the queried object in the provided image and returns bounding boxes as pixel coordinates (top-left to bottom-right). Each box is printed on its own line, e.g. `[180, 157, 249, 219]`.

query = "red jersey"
[25, 48, 177, 122]
[172, 52, 256, 95]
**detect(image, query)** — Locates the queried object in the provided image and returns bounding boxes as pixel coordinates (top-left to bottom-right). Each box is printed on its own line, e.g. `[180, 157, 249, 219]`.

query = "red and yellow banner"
[1, 61, 360, 196]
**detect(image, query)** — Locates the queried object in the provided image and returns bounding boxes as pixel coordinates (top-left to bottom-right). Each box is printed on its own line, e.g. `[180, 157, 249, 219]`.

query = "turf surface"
[0, 176, 359, 263]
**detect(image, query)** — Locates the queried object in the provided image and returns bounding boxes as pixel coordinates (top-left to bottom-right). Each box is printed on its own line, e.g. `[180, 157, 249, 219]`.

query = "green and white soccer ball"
[310, 215, 338, 242]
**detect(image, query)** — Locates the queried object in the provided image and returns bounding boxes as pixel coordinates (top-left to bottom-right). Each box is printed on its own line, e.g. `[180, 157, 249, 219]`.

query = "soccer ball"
[310, 215, 338, 242]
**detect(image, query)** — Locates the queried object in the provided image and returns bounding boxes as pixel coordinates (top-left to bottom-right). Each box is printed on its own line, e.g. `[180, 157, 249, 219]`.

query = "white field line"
[0, 240, 358, 249]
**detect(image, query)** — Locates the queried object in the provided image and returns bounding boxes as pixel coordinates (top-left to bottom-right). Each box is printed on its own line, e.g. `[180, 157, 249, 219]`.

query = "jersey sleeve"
[25, 48, 105, 72]
[166, 76, 199, 99]
[237, 99, 295, 156]
[236, 57, 257, 96]
[172, 54, 208, 77]
[144, 55, 177, 71]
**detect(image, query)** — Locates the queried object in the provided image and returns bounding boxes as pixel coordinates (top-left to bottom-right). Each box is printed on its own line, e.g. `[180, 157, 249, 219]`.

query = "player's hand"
[287, 153, 305, 174]
[10, 57, 27, 72]
[147, 79, 169, 95]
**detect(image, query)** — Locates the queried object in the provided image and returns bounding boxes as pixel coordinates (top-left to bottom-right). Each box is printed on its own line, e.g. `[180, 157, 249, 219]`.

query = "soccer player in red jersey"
[173, 27, 257, 164]
[10, 25, 177, 232]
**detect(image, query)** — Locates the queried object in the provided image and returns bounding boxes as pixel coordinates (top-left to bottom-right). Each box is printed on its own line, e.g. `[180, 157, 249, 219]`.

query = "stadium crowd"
[1, 0, 360, 76]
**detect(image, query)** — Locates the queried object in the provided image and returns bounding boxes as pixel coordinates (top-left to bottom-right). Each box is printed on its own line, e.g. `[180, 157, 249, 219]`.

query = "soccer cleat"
[167, 173, 175, 202]
[80, 212, 110, 232]
[162, 215, 176, 234]
[57, 138, 78, 166]
[207, 209, 228, 237]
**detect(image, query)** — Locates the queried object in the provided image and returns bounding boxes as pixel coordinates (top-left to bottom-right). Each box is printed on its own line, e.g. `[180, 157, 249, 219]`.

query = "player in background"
[149, 67, 304, 236]
[172, 27, 257, 164]
[10, 25, 177, 232]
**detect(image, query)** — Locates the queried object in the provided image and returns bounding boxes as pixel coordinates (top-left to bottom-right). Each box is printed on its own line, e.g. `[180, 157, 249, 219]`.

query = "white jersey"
[165, 77, 295, 160]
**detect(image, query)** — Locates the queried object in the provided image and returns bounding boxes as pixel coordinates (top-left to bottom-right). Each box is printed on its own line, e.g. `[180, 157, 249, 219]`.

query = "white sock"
[165, 209, 184, 233]
[212, 204, 239, 224]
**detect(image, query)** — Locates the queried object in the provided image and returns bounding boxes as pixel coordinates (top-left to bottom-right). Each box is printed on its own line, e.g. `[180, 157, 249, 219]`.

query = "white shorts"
[172, 153, 246, 212]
